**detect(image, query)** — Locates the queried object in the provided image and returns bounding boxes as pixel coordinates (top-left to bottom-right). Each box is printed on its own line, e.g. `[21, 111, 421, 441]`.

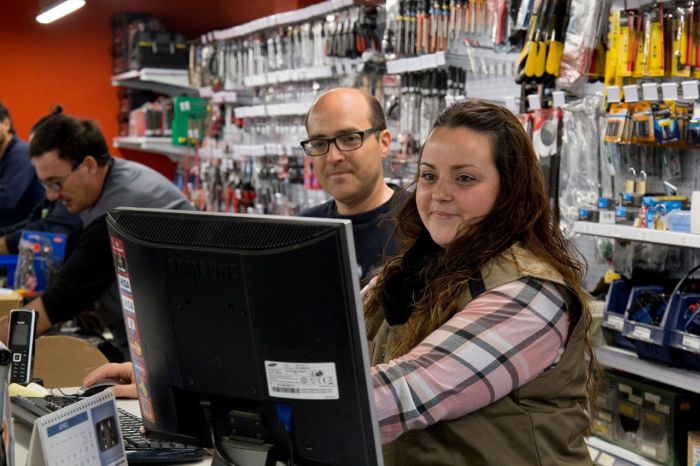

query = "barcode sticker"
[265, 361, 339, 400]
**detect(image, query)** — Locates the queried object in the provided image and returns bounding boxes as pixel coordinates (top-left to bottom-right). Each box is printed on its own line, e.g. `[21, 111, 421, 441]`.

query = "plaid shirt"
[371, 277, 569, 444]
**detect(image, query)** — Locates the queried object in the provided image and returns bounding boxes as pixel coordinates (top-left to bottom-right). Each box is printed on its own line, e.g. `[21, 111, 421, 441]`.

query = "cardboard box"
[689, 431, 700, 466]
[0, 289, 22, 318]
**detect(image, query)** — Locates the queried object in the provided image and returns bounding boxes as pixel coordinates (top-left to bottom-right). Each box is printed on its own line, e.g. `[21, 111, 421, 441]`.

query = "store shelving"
[573, 221, 700, 248]
[113, 136, 229, 161]
[111, 68, 198, 96]
[595, 345, 700, 394]
[234, 102, 312, 118]
[587, 436, 664, 466]
[199, 0, 358, 42]
[242, 62, 359, 88]
[112, 136, 192, 161]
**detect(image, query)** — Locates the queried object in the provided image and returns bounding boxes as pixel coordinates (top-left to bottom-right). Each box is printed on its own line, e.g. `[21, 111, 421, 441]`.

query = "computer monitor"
[106, 207, 383, 466]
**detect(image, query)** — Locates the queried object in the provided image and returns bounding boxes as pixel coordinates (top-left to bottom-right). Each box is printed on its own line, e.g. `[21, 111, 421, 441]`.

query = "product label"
[640, 443, 657, 457]
[683, 334, 700, 351]
[265, 361, 339, 400]
[605, 314, 625, 331]
[631, 325, 652, 341]
[597, 452, 615, 466]
[599, 210, 616, 224]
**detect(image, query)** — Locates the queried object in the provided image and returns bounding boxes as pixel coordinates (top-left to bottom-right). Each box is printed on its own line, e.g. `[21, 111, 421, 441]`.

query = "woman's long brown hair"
[365, 100, 597, 410]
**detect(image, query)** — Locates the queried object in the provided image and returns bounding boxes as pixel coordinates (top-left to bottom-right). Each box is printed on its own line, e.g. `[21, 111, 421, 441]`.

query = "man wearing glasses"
[300, 88, 400, 284]
[0, 112, 193, 360]
[0, 106, 83, 256]
[0, 102, 45, 228]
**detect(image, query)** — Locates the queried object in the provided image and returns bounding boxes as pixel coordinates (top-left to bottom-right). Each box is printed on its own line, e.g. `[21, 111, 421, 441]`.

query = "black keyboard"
[11, 395, 206, 464]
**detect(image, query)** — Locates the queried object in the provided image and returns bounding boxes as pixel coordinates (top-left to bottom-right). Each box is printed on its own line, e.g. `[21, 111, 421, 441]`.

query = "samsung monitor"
[106, 208, 382, 466]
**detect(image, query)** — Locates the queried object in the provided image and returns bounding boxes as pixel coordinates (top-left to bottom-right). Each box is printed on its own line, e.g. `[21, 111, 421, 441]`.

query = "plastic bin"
[668, 293, 700, 371]
[622, 285, 684, 366]
[603, 279, 636, 351]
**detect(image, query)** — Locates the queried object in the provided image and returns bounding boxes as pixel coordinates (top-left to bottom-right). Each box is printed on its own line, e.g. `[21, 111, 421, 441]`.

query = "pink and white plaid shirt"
[372, 277, 569, 444]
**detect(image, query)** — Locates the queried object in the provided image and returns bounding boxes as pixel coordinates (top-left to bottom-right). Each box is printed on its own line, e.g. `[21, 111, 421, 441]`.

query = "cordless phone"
[7, 309, 38, 384]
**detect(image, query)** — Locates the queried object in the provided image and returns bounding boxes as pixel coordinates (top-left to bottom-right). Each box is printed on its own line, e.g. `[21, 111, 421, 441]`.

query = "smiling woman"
[416, 126, 500, 248]
[363, 100, 596, 466]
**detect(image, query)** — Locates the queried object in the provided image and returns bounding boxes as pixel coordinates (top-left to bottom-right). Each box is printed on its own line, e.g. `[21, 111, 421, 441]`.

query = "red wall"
[0, 0, 320, 178]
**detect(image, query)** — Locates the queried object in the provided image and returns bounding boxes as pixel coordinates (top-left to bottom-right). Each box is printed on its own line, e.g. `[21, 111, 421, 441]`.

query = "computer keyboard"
[11, 395, 206, 464]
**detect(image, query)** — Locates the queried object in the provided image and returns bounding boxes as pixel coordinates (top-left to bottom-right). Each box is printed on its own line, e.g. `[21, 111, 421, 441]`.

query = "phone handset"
[8, 309, 39, 385]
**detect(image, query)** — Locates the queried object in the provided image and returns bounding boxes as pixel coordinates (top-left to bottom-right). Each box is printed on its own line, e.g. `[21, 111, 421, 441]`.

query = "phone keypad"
[11, 351, 28, 383]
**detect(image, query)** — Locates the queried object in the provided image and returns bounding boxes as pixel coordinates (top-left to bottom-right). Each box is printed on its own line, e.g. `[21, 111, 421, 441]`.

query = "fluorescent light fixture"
[36, 0, 86, 24]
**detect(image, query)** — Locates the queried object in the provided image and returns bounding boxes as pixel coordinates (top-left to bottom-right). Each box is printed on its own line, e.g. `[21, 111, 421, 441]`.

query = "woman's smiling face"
[416, 126, 500, 248]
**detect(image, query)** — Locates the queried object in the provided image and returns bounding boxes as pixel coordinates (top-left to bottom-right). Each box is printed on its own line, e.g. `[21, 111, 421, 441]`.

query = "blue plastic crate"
[603, 279, 636, 351]
[667, 293, 700, 371]
[622, 285, 684, 366]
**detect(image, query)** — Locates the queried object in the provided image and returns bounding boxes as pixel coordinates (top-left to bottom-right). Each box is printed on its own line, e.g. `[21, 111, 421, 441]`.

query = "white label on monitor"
[117, 274, 132, 294]
[120, 295, 135, 314]
[265, 361, 339, 400]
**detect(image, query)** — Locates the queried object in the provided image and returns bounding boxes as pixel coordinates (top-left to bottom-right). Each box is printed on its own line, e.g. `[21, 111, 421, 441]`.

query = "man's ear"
[379, 129, 392, 159]
[82, 155, 99, 173]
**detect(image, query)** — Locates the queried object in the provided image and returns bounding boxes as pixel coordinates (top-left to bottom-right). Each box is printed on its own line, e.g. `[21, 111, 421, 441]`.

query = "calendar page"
[26, 390, 127, 466]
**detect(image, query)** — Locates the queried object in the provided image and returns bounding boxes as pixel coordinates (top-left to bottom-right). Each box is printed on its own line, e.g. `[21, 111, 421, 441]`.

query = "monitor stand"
[212, 437, 276, 466]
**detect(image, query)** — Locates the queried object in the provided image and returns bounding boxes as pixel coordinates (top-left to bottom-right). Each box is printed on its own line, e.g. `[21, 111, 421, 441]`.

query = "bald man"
[299, 88, 401, 284]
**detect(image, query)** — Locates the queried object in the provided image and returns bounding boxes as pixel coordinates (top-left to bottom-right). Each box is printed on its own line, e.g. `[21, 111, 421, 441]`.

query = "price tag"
[641, 83, 659, 101]
[661, 82, 679, 101]
[631, 325, 651, 341]
[267, 104, 281, 116]
[623, 84, 639, 102]
[504, 96, 519, 114]
[605, 314, 624, 331]
[606, 86, 621, 103]
[683, 334, 700, 351]
[421, 53, 438, 69]
[640, 443, 656, 457]
[586, 446, 599, 461]
[682, 80, 700, 100]
[386, 59, 407, 75]
[552, 91, 565, 108]
[435, 51, 446, 66]
[599, 211, 615, 224]
[527, 94, 541, 110]
[597, 453, 615, 466]
[406, 57, 422, 72]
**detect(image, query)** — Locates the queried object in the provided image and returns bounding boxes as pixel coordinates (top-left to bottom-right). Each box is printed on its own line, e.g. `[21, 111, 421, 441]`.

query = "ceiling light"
[36, 0, 86, 24]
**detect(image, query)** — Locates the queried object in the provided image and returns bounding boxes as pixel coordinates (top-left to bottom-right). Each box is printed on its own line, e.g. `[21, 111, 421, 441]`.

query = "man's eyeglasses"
[300, 127, 382, 157]
[41, 161, 83, 192]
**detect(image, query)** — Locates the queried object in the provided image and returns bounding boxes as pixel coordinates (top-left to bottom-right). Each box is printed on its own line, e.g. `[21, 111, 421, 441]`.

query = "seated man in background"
[0, 112, 193, 360]
[1, 107, 83, 257]
[299, 87, 402, 285]
[0, 198, 82, 256]
[0, 101, 45, 227]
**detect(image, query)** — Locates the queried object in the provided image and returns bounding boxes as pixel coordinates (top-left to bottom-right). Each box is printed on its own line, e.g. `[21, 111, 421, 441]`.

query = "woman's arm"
[372, 277, 570, 444]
